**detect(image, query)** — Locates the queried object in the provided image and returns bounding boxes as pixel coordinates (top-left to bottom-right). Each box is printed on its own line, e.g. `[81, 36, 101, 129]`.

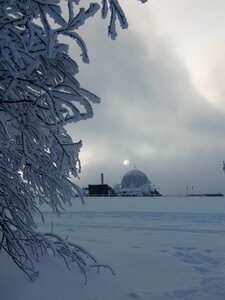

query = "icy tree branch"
[0, 0, 148, 281]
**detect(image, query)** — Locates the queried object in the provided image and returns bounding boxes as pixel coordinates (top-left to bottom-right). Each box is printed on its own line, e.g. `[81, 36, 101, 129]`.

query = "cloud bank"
[66, 5, 225, 195]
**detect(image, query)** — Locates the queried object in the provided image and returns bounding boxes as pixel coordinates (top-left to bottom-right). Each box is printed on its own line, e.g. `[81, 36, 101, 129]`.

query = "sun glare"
[123, 159, 130, 166]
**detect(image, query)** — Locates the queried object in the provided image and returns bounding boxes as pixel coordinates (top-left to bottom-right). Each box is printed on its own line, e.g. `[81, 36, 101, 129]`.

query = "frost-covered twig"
[0, 0, 148, 281]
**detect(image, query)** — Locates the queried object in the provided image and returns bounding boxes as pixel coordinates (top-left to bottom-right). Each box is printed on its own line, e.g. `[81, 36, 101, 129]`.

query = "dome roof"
[121, 169, 150, 189]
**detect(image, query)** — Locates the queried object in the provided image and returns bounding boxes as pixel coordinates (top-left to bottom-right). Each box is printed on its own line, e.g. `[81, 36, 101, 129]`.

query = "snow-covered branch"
[0, 0, 148, 280]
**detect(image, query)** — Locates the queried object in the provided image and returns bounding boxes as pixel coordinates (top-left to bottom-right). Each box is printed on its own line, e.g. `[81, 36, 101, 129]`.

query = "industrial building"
[84, 170, 160, 197]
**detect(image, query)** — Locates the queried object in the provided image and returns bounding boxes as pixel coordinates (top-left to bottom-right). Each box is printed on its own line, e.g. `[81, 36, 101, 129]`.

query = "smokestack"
[101, 173, 104, 185]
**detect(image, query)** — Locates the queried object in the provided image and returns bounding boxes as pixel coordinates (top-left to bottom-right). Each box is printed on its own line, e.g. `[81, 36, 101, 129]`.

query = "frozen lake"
[2, 196, 225, 300]
[34, 196, 225, 300]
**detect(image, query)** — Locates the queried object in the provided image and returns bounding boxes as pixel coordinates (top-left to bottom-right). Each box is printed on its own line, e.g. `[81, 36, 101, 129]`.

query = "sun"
[123, 159, 130, 166]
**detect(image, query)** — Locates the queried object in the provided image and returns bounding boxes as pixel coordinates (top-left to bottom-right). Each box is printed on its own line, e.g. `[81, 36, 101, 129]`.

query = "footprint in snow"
[127, 292, 142, 299]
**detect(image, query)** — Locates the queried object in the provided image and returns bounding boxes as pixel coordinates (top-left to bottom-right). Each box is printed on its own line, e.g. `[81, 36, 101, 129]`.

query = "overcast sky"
[66, 0, 225, 195]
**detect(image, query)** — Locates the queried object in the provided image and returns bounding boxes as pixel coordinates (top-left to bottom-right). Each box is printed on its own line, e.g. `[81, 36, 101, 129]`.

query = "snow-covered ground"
[1, 196, 225, 300]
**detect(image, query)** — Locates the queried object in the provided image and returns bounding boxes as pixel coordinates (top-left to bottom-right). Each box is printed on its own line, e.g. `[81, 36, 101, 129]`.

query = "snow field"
[1, 196, 225, 300]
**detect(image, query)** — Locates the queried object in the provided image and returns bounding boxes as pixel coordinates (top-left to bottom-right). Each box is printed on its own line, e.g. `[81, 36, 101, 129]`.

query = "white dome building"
[117, 169, 157, 196]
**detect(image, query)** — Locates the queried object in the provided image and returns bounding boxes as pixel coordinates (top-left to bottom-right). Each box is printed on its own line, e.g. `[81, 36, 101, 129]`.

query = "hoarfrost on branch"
[0, 0, 148, 281]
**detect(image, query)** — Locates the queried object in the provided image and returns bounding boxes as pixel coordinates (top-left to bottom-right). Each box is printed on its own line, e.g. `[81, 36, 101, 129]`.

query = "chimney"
[101, 173, 104, 185]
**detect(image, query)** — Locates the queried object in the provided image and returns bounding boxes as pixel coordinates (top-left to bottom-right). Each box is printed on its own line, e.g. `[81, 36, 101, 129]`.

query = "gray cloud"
[66, 13, 225, 195]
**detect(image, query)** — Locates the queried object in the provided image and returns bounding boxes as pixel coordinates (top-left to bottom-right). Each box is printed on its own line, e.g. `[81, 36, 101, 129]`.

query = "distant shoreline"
[187, 193, 224, 197]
